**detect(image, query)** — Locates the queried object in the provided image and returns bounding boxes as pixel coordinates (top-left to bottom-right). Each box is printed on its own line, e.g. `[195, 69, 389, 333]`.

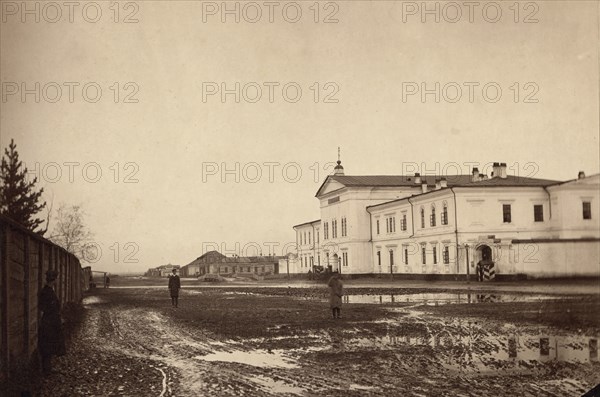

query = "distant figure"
[168, 269, 181, 307]
[39, 269, 66, 375]
[105, 275, 110, 288]
[308, 269, 313, 280]
[476, 260, 484, 282]
[327, 272, 343, 319]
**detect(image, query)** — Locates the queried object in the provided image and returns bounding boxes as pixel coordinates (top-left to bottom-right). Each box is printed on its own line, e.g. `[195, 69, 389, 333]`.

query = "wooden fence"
[0, 215, 84, 381]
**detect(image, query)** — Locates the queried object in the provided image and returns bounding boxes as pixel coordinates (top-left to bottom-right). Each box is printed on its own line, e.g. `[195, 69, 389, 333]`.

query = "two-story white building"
[292, 161, 599, 279]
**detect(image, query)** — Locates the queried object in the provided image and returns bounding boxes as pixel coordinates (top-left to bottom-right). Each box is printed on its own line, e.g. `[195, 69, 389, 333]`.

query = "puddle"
[324, 322, 599, 372]
[251, 375, 306, 395]
[195, 349, 299, 369]
[342, 293, 563, 305]
[82, 295, 105, 306]
[349, 384, 378, 391]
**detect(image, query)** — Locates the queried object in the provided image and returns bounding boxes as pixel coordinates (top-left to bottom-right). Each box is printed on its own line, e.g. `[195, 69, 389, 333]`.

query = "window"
[421, 246, 426, 265]
[421, 207, 425, 228]
[316, 230, 319, 243]
[404, 248, 408, 265]
[386, 216, 396, 233]
[342, 252, 348, 267]
[401, 214, 407, 231]
[304, 232, 307, 245]
[430, 205, 436, 227]
[534, 205, 544, 222]
[324, 222, 329, 239]
[441, 203, 448, 225]
[503, 204, 512, 223]
[377, 250, 381, 266]
[443, 246, 450, 264]
[583, 202, 592, 220]
[341, 217, 347, 237]
[332, 219, 338, 238]
[389, 250, 394, 267]
[376, 219, 380, 235]
[308, 232, 311, 244]
[433, 246, 437, 264]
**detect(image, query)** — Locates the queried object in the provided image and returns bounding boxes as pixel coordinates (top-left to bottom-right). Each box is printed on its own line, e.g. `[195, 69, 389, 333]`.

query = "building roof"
[316, 174, 560, 196]
[293, 219, 321, 228]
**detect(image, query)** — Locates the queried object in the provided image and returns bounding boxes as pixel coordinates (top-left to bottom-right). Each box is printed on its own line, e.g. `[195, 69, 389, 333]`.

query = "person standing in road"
[39, 269, 66, 375]
[168, 268, 181, 307]
[327, 271, 343, 319]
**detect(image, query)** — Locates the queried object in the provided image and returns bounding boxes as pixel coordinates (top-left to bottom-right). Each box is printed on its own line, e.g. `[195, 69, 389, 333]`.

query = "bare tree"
[48, 204, 95, 262]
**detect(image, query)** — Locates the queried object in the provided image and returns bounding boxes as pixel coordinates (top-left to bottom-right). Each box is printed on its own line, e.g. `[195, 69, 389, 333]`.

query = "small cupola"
[334, 160, 344, 175]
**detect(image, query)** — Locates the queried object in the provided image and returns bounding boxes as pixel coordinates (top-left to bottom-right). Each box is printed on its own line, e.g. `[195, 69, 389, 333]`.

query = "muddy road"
[36, 284, 600, 396]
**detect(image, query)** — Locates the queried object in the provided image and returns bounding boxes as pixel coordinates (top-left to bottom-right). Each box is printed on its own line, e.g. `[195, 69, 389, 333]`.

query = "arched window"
[430, 205, 436, 227]
[420, 207, 425, 228]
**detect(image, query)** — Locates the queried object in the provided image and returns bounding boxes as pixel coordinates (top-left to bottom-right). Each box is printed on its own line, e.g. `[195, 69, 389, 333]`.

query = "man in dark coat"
[39, 269, 66, 375]
[327, 272, 343, 319]
[168, 269, 181, 307]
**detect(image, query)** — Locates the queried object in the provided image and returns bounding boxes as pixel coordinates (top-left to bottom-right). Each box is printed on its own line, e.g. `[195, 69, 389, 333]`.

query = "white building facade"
[291, 162, 599, 279]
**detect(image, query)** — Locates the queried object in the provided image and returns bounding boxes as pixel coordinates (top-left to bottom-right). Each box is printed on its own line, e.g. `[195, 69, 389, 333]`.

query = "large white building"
[290, 161, 599, 279]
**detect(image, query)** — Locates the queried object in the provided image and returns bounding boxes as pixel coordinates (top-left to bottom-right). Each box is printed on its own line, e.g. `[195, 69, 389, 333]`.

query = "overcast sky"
[1, 1, 598, 274]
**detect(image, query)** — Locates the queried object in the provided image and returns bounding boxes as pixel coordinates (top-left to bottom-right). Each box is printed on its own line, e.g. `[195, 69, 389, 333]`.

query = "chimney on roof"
[499, 162, 507, 178]
[491, 162, 507, 179]
[414, 172, 421, 184]
[578, 171, 586, 179]
[421, 181, 428, 193]
[492, 162, 501, 178]
[435, 179, 441, 190]
[440, 177, 447, 188]
[472, 167, 480, 182]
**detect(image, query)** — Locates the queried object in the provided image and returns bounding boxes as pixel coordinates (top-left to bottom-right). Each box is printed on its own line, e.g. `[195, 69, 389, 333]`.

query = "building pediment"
[316, 176, 346, 197]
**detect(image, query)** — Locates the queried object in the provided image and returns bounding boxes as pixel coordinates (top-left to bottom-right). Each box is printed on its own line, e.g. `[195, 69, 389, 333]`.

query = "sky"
[1, 0, 598, 274]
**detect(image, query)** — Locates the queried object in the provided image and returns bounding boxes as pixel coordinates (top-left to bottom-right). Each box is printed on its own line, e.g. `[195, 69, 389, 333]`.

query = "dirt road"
[35, 284, 600, 396]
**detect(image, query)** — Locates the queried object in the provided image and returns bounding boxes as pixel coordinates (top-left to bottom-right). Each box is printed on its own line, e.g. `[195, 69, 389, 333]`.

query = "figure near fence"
[168, 268, 181, 308]
[38, 269, 66, 375]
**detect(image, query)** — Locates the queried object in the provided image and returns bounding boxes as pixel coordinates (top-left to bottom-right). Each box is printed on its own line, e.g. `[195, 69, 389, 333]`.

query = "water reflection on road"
[342, 292, 566, 305]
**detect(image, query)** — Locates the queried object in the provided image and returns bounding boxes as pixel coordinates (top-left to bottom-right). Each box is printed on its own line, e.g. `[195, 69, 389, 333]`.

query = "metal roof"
[316, 174, 560, 196]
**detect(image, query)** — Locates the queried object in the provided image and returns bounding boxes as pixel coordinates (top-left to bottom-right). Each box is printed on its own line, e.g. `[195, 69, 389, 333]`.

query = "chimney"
[578, 171, 586, 179]
[414, 172, 421, 184]
[421, 182, 428, 193]
[499, 162, 507, 179]
[492, 162, 501, 178]
[435, 179, 441, 190]
[471, 167, 480, 182]
[440, 177, 447, 188]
